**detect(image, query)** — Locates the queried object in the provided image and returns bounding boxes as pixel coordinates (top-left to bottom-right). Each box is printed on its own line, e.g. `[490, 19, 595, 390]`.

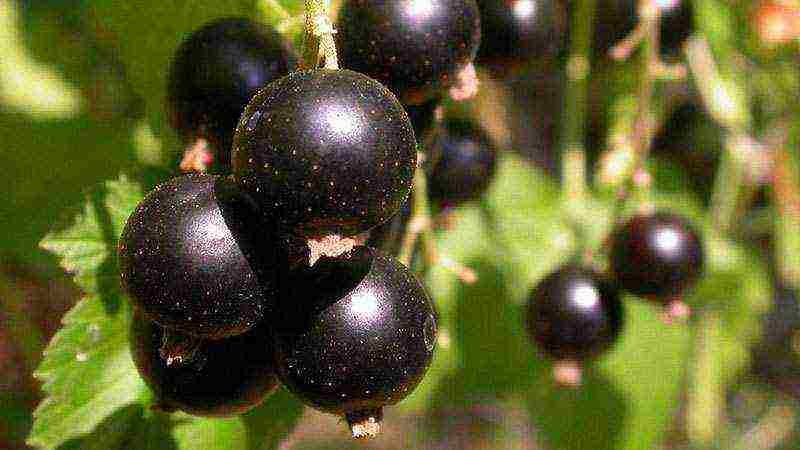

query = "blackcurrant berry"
[131, 313, 279, 417]
[525, 265, 623, 360]
[118, 174, 279, 340]
[336, 0, 482, 105]
[232, 68, 417, 239]
[167, 17, 296, 169]
[272, 246, 437, 438]
[428, 118, 498, 207]
[594, 0, 693, 58]
[609, 212, 705, 300]
[475, 0, 568, 76]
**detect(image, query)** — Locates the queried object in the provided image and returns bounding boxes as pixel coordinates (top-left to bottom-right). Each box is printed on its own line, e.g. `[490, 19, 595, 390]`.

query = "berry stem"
[399, 153, 434, 267]
[397, 155, 476, 283]
[607, 0, 661, 223]
[301, 0, 339, 70]
[686, 311, 724, 448]
[560, 0, 595, 213]
[560, 0, 595, 259]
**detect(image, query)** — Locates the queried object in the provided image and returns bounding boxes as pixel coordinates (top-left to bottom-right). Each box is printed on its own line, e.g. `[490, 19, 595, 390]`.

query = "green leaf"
[240, 390, 304, 450]
[29, 176, 147, 450]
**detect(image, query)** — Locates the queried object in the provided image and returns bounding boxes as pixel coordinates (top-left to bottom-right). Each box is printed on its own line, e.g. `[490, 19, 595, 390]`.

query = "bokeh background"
[2, 0, 800, 449]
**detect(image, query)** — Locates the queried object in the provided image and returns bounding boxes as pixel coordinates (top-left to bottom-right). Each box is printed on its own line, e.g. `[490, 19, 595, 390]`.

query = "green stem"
[300, 0, 338, 70]
[630, 3, 658, 172]
[686, 312, 724, 448]
[398, 160, 433, 268]
[709, 135, 744, 233]
[560, 0, 595, 209]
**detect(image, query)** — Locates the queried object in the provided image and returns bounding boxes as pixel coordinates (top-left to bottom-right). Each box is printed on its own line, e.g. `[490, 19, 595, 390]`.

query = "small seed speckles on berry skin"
[118, 174, 280, 339]
[232, 69, 417, 240]
[272, 246, 437, 436]
[336, 0, 482, 105]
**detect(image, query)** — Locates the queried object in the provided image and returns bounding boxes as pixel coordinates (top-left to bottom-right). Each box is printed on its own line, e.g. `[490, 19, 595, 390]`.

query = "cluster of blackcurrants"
[525, 212, 705, 384]
[117, 0, 704, 436]
[118, 0, 496, 439]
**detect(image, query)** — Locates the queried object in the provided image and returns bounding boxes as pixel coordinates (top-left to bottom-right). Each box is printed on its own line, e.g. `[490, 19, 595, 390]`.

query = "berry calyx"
[609, 211, 704, 300]
[272, 246, 437, 438]
[428, 118, 498, 207]
[131, 313, 279, 417]
[475, 0, 568, 77]
[232, 68, 417, 240]
[336, 0, 482, 105]
[525, 265, 624, 362]
[118, 174, 279, 340]
[167, 17, 296, 170]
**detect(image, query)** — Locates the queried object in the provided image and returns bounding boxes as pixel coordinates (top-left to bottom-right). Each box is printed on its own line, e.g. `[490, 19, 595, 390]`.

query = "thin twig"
[608, 0, 661, 220]
[560, 0, 595, 227]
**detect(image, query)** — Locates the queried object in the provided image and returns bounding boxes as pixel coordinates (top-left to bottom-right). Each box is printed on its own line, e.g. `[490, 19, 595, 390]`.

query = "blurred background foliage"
[0, 0, 799, 449]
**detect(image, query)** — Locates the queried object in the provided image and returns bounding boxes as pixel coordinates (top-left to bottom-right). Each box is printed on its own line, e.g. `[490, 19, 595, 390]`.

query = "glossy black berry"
[336, 0, 482, 105]
[232, 68, 416, 239]
[118, 174, 279, 339]
[525, 265, 623, 360]
[594, 0, 693, 57]
[610, 212, 704, 300]
[475, 0, 568, 76]
[167, 17, 296, 168]
[131, 313, 279, 417]
[428, 118, 498, 207]
[272, 246, 437, 437]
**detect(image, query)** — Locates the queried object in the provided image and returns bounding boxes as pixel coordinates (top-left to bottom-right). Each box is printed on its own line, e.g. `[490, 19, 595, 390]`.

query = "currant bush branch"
[560, 0, 595, 255]
[612, 0, 660, 216]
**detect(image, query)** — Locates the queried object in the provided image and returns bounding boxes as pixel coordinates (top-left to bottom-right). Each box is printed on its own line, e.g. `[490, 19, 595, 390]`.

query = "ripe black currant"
[232, 68, 417, 239]
[525, 265, 623, 361]
[594, 0, 693, 57]
[272, 246, 437, 438]
[609, 211, 705, 300]
[167, 17, 296, 169]
[428, 118, 498, 207]
[131, 313, 279, 417]
[475, 0, 568, 76]
[118, 174, 279, 340]
[336, 0, 482, 105]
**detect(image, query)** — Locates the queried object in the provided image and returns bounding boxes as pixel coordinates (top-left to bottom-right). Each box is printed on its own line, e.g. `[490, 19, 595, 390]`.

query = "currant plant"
[6, 0, 797, 449]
